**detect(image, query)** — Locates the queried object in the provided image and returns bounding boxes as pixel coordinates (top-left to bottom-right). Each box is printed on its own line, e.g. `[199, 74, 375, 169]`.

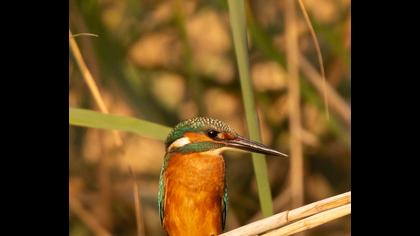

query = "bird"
[158, 117, 287, 236]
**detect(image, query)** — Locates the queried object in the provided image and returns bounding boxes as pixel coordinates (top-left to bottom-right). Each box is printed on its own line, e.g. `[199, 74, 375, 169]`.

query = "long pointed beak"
[224, 135, 288, 157]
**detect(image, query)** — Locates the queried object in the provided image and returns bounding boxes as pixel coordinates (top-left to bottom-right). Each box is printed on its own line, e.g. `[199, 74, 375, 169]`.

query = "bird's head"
[165, 117, 287, 157]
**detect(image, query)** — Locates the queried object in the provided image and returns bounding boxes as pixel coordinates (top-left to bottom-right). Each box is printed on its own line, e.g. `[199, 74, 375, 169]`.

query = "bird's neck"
[163, 152, 225, 236]
[165, 152, 225, 185]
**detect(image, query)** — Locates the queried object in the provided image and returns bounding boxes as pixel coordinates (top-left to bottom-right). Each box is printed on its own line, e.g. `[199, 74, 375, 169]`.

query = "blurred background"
[69, 0, 350, 235]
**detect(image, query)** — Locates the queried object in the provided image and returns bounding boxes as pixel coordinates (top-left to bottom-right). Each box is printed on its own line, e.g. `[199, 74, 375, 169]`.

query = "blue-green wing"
[158, 167, 164, 224]
[221, 185, 228, 230]
[158, 155, 169, 225]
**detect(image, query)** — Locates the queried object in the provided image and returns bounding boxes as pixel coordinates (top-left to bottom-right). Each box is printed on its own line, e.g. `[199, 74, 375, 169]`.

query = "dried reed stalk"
[263, 204, 350, 236]
[70, 28, 116, 233]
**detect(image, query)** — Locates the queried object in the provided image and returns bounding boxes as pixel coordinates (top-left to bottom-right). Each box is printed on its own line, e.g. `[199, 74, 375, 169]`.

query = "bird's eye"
[207, 130, 219, 138]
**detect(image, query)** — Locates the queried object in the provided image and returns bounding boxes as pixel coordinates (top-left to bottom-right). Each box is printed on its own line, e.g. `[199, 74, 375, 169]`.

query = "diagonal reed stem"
[262, 204, 350, 236]
[220, 191, 350, 236]
[69, 30, 145, 236]
[297, 0, 329, 119]
[69, 29, 122, 146]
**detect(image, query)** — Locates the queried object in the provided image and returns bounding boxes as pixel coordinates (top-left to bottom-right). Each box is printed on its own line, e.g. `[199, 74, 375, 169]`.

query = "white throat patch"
[199, 147, 224, 156]
[168, 137, 191, 151]
[199, 147, 237, 156]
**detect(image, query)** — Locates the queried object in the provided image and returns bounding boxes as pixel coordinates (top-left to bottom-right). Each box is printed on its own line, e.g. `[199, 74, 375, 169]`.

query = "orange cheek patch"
[184, 132, 213, 142]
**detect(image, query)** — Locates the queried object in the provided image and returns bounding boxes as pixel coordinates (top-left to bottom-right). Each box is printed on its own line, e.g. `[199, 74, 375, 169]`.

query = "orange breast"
[163, 152, 225, 236]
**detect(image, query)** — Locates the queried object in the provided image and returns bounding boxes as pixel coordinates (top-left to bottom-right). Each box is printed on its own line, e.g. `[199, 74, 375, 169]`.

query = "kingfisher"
[158, 117, 287, 236]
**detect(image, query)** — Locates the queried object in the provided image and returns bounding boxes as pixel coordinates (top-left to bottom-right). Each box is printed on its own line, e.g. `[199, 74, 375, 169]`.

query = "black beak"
[224, 135, 288, 157]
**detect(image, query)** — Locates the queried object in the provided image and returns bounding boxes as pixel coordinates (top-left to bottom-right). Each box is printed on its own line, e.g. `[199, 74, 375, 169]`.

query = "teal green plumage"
[221, 179, 228, 229]
[158, 153, 169, 224]
[165, 117, 236, 149]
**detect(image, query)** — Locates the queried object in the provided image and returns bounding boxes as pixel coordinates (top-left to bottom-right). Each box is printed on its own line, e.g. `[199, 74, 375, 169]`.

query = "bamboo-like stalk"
[220, 191, 350, 236]
[69, 194, 112, 236]
[262, 204, 350, 236]
[227, 0, 273, 216]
